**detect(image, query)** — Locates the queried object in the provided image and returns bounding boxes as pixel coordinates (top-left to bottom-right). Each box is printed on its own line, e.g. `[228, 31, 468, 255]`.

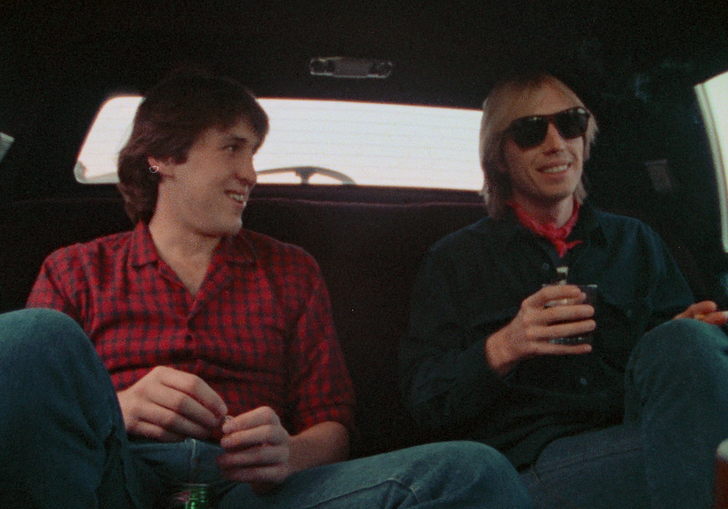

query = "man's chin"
[529, 190, 577, 207]
[225, 223, 244, 237]
[203, 221, 244, 239]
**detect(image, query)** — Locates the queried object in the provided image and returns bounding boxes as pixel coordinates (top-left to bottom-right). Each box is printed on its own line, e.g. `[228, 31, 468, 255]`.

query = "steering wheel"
[257, 166, 356, 185]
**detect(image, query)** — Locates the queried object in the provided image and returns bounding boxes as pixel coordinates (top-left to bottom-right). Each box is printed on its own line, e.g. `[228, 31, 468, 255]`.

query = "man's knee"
[0, 308, 100, 404]
[635, 318, 727, 365]
[0, 308, 90, 362]
[410, 441, 532, 505]
[436, 440, 518, 477]
[627, 318, 728, 402]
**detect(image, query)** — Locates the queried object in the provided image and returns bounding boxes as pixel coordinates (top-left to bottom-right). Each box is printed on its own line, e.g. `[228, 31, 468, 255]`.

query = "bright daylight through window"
[696, 69, 728, 251]
[0, 132, 13, 163]
[75, 97, 483, 190]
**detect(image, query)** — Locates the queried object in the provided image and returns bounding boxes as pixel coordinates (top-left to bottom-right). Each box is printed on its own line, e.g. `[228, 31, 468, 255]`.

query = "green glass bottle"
[169, 483, 213, 509]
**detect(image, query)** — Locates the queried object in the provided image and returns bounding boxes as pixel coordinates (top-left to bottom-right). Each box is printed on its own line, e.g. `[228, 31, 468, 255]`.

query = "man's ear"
[147, 156, 173, 177]
[494, 156, 509, 175]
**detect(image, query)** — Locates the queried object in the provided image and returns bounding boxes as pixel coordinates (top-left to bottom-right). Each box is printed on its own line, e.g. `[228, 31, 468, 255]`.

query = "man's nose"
[237, 155, 257, 185]
[542, 123, 567, 151]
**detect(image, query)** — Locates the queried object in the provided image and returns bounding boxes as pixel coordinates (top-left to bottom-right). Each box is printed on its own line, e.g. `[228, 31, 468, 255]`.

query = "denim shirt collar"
[481, 201, 607, 250]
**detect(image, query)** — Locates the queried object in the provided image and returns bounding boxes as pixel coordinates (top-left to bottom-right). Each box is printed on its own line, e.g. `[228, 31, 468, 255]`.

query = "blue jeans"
[520, 319, 728, 509]
[0, 309, 533, 508]
[130, 438, 532, 508]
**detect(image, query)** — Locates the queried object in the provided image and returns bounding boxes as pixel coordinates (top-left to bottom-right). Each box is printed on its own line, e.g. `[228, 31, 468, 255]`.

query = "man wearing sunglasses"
[400, 72, 728, 508]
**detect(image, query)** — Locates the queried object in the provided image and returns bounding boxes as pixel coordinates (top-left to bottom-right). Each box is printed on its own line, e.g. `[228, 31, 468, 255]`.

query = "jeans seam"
[188, 438, 199, 482]
[272, 478, 416, 509]
[531, 443, 643, 509]
[535, 442, 642, 474]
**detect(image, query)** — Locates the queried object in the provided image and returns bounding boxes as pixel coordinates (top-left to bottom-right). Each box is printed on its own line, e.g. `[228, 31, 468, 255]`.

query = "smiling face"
[498, 82, 586, 219]
[150, 118, 260, 241]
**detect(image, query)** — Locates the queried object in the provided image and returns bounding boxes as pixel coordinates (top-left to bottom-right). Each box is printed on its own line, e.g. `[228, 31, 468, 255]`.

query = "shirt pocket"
[593, 288, 651, 368]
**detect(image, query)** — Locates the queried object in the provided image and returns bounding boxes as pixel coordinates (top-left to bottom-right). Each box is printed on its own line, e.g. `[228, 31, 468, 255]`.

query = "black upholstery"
[0, 195, 707, 457]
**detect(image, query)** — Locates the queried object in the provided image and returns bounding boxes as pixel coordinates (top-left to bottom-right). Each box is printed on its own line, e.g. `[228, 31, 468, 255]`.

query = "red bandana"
[507, 200, 583, 258]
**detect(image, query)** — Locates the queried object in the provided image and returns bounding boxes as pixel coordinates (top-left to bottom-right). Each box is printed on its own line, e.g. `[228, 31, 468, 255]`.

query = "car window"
[695, 69, 728, 251]
[75, 96, 483, 190]
[0, 132, 14, 163]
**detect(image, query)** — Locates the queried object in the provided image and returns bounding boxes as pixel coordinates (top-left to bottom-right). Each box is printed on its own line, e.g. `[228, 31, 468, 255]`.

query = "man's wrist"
[485, 328, 516, 377]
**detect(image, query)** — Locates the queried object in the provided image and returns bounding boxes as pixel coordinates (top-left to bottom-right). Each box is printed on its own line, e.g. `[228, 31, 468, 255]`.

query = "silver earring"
[148, 165, 160, 174]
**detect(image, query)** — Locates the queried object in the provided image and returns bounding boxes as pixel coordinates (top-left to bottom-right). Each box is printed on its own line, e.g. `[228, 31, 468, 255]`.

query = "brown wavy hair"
[117, 71, 269, 224]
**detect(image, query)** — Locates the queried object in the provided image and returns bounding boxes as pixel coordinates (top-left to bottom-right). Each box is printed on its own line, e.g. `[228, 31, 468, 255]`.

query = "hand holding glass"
[542, 284, 597, 345]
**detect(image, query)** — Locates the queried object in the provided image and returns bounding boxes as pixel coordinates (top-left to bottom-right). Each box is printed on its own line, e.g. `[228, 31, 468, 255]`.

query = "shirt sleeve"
[285, 257, 356, 436]
[646, 227, 695, 329]
[26, 246, 86, 324]
[399, 245, 510, 433]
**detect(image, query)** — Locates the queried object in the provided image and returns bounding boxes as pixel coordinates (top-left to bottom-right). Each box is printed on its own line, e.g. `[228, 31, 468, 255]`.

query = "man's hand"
[674, 300, 728, 326]
[117, 366, 228, 442]
[216, 407, 350, 493]
[486, 284, 595, 377]
[216, 407, 292, 491]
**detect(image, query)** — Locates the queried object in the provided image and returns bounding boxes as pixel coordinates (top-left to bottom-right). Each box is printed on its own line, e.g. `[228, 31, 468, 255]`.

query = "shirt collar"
[220, 231, 258, 265]
[129, 222, 158, 267]
[490, 201, 606, 246]
[129, 222, 257, 267]
[570, 202, 607, 245]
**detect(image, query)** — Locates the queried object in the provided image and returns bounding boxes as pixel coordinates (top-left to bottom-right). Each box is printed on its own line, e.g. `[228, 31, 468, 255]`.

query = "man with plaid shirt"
[0, 71, 532, 508]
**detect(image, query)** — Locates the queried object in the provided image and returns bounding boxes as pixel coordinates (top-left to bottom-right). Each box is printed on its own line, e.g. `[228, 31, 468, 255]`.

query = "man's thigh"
[520, 424, 649, 509]
[219, 441, 532, 509]
[129, 438, 232, 507]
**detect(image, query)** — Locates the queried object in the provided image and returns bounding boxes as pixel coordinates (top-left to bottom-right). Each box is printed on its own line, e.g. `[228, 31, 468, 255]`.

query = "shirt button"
[579, 377, 588, 386]
[542, 263, 550, 271]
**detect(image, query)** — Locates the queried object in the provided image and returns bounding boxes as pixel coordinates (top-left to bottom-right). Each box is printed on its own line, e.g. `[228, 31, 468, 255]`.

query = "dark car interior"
[2, 0, 728, 459]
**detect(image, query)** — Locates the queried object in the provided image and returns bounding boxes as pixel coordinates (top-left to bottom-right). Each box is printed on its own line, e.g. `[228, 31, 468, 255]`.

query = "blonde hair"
[478, 74, 598, 218]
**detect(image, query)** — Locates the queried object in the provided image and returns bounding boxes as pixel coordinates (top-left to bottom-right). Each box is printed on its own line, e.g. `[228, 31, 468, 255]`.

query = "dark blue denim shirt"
[399, 203, 694, 469]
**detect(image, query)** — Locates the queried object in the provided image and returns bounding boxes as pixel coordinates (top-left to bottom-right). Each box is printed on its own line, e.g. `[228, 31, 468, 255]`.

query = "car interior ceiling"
[2, 0, 728, 274]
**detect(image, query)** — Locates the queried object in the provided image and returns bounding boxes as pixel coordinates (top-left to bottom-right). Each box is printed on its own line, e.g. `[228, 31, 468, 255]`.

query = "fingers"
[691, 301, 728, 326]
[522, 286, 594, 335]
[696, 311, 728, 326]
[118, 366, 228, 441]
[539, 319, 596, 343]
[217, 407, 291, 484]
[674, 301, 728, 326]
[675, 300, 715, 319]
[490, 285, 595, 372]
[139, 385, 221, 439]
[121, 413, 187, 443]
[155, 367, 228, 425]
[542, 302, 594, 324]
[220, 407, 287, 449]
[530, 284, 586, 308]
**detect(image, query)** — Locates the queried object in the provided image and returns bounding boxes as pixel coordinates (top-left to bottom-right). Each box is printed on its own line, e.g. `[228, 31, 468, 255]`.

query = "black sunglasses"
[505, 107, 590, 149]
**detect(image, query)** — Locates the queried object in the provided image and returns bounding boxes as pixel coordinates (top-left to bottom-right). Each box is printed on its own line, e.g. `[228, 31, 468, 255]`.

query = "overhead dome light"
[309, 57, 393, 79]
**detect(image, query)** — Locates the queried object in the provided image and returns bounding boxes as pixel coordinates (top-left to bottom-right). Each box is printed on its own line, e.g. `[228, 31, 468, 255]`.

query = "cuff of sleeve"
[455, 336, 511, 412]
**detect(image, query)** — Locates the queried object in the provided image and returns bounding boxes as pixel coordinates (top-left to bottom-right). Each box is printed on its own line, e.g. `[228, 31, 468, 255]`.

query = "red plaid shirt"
[27, 222, 355, 435]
